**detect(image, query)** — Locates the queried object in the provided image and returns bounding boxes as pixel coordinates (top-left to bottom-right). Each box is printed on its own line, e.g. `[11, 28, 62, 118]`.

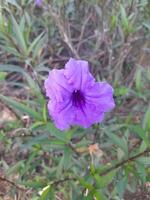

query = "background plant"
[0, 0, 150, 199]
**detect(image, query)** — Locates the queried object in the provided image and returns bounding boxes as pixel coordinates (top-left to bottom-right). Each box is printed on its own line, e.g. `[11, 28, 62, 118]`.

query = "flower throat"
[72, 90, 85, 107]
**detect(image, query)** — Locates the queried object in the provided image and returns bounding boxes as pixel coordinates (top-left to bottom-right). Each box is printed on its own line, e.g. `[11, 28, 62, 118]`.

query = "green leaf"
[94, 170, 116, 188]
[82, 193, 93, 200]
[143, 105, 150, 131]
[21, 178, 46, 189]
[0, 45, 20, 57]
[0, 94, 42, 120]
[137, 157, 150, 165]
[136, 162, 146, 183]
[46, 123, 69, 143]
[94, 164, 111, 174]
[10, 15, 27, 54]
[116, 177, 127, 198]
[139, 141, 147, 152]
[130, 125, 149, 147]
[21, 152, 37, 176]
[135, 67, 143, 91]
[110, 15, 117, 30]
[0, 72, 6, 81]
[104, 129, 128, 155]
[66, 128, 77, 141]
[27, 32, 45, 55]
[115, 86, 129, 97]
[21, 133, 48, 149]
[6, 160, 24, 175]
[130, 125, 145, 140]
[42, 102, 47, 122]
[78, 178, 94, 190]
[62, 146, 72, 170]
[0, 7, 5, 32]
[6, 0, 21, 10]
[0, 64, 38, 91]
[120, 4, 129, 30]
[38, 185, 55, 200]
[30, 121, 46, 131]
[92, 190, 107, 200]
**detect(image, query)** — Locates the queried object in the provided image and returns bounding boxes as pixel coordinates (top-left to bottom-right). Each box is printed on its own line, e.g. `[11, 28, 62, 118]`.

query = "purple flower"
[35, 0, 42, 6]
[44, 58, 115, 130]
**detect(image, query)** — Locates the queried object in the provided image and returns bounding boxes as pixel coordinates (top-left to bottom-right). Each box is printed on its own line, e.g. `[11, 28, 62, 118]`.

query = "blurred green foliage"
[0, 0, 150, 199]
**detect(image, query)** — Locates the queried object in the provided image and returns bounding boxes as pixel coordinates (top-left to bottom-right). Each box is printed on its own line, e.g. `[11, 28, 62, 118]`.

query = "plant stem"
[0, 176, 26, 191]
[100, 148, 150, 176]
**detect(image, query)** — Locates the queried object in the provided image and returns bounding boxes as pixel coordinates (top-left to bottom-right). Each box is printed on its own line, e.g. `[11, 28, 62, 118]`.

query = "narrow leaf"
[0, 94, 42, 120]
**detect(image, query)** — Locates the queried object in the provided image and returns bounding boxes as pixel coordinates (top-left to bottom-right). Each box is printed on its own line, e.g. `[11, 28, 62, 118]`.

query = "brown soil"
[124, 188, 150, 200]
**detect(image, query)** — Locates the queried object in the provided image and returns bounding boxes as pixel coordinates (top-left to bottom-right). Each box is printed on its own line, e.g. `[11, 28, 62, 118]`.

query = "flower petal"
[48, 99, 75, 130]
[72, 104, 104, 128]
[64, 58, 95, 90]
[85, 82, 115, 112]
[35, 0, 42, 6]
[44, 69, 73, 102]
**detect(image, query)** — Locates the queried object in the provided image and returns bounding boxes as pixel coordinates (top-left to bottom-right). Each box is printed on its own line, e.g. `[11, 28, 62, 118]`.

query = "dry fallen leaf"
[0, 102, 16, 124]
[88, 143, 103, 157]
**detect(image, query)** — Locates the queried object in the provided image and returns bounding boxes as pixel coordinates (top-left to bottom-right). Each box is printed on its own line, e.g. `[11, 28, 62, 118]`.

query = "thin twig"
[100, 148, 150, 176]
[77, 13, 92, 52]
[68, 142, 80, 156]
[11, 128, 32, 137]
[93, 124, 100, 144]
[48, 4, 80, 59]
[129, 139, 141, 153]
[52, 177, 76, 186]
[25, 63, 46, 97]
[0, 176, 27, 191]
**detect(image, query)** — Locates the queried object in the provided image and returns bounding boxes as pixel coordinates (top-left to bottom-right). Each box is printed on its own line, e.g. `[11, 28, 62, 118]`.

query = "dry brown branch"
[48, 4, 80, 59]
[0, 176, 27, 191]
[101, 148, 150, 176]
[77, 13, 92, 52]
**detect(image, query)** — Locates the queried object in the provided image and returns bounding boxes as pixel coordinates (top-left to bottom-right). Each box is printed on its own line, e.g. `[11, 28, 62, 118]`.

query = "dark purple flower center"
[72, 90, 85, 107]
